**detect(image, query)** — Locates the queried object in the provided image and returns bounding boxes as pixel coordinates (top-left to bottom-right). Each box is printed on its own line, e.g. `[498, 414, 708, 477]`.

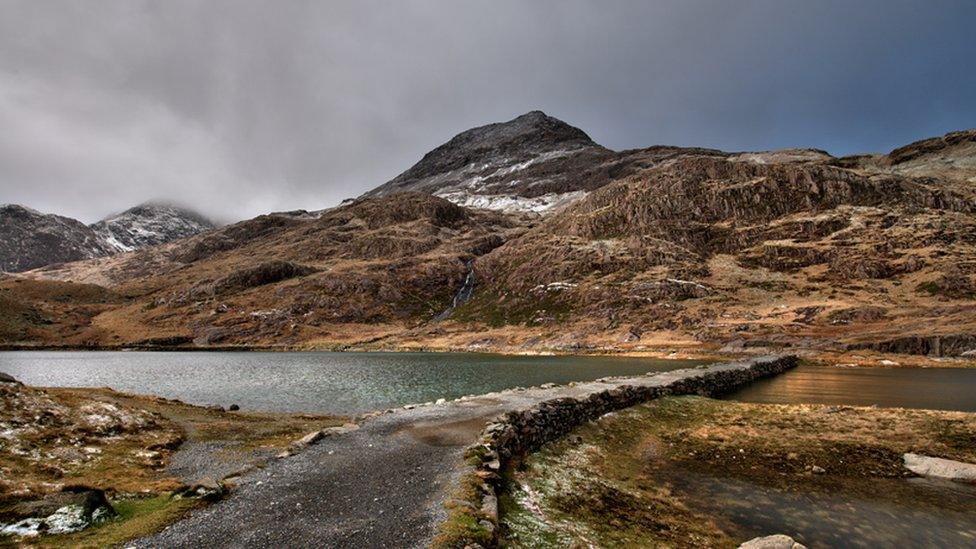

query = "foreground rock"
[903, 453, 976, 483]
[0, 488, 116, 537]
[739, 535, 807, 549]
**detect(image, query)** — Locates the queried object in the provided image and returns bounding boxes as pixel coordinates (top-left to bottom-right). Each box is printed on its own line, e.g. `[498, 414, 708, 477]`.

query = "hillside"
[4, 116, 976, 360]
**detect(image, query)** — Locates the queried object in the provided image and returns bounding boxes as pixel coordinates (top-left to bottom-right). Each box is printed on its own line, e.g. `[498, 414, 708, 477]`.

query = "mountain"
[4, 117, 976, 361]
[0, 205, 116, 272]
[365, 111, 625, 213]
[0, 202, 215, 273]
[90, 203, 216, 253]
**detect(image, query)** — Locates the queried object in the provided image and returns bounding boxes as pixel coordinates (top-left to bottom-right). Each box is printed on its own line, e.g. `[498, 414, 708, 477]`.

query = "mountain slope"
[7, 193, 524, 347]
[0, 205, 116, 272]
[90, 203, 216, 252]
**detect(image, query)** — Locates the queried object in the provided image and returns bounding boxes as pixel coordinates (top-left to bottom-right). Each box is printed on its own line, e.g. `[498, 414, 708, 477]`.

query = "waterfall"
[435, 260, 475, 321]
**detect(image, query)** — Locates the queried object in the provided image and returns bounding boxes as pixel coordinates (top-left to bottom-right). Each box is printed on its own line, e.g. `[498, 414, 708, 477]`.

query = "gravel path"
[137, 358, 784, 548]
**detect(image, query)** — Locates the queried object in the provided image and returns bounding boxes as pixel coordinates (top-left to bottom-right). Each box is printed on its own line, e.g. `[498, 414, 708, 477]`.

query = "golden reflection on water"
[726, 365, 976, 412]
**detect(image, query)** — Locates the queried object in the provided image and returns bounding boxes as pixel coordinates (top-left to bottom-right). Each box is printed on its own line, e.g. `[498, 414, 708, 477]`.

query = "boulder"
[0, 371, 19, 384]
[903, 453, 976, 483]
[1, 488, 116, 537]
[739, 535, 807, 549]
[173, 478, 227, 502]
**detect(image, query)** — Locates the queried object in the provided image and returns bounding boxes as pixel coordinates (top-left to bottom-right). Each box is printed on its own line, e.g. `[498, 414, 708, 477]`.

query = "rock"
[228, 404, 240, 411]
[480, 493, 498, 520]
[903, 453, 976, 483]
[295, 430, 325, 447]
[435, 398, 447, 405]
[1, 488, 116, 537]
[879, 359, 899, 366]
[738, 534, 807, 549]
[811, 465, 826, 474]
[0, 371, 19, 384]
[174, 478, 227, 502]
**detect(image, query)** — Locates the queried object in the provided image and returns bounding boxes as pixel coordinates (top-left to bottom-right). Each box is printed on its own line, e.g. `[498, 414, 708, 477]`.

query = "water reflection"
[661, 469, 976, 548]
[725, 365, 976, 412]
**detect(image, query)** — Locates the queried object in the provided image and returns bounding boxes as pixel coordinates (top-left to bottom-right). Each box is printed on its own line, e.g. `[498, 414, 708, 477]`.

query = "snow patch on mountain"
[90, 204, 215, 253]
[435, 189, 587, 214]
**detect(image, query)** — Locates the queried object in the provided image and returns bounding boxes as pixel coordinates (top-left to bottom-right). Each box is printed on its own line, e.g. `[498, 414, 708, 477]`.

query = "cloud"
[0, 0, 974, 222]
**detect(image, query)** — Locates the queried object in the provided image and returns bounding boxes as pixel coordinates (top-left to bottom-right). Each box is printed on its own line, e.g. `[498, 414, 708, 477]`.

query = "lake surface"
[725, 364, 976, 412]
[0, 351, 708, 414]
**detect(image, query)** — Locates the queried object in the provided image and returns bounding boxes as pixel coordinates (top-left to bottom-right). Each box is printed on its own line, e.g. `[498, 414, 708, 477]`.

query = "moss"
[431, 471, 495, 548]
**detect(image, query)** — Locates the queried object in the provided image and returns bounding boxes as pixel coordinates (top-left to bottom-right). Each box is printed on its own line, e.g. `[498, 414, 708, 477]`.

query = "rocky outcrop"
[436, 355, 798, 547]
[207, 261, 318, 295]
[903, 453, 976, 483]
[849, 334, 976, 357]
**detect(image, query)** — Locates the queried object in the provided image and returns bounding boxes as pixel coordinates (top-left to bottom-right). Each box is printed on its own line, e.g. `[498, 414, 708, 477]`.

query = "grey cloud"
[1, 0, 974, 222]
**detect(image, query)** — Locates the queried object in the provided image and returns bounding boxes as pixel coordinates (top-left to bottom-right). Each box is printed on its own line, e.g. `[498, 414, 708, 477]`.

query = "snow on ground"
[435, 190, 587, 214]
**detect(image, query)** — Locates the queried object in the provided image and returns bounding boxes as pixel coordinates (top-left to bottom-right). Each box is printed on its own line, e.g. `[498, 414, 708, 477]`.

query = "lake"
[0, 351, 708, 414]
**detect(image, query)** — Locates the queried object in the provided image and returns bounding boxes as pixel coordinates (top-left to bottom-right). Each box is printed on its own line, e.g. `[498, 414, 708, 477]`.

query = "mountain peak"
[362, 111, 611, 213]
[92, 203, 216, 253]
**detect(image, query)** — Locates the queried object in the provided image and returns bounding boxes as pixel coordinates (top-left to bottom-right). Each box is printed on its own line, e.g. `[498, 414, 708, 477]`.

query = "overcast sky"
[1, 0, 974, 223]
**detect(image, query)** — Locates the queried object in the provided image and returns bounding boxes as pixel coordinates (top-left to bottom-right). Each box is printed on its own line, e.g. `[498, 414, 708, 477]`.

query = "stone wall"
[433, 355, 798, 548]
